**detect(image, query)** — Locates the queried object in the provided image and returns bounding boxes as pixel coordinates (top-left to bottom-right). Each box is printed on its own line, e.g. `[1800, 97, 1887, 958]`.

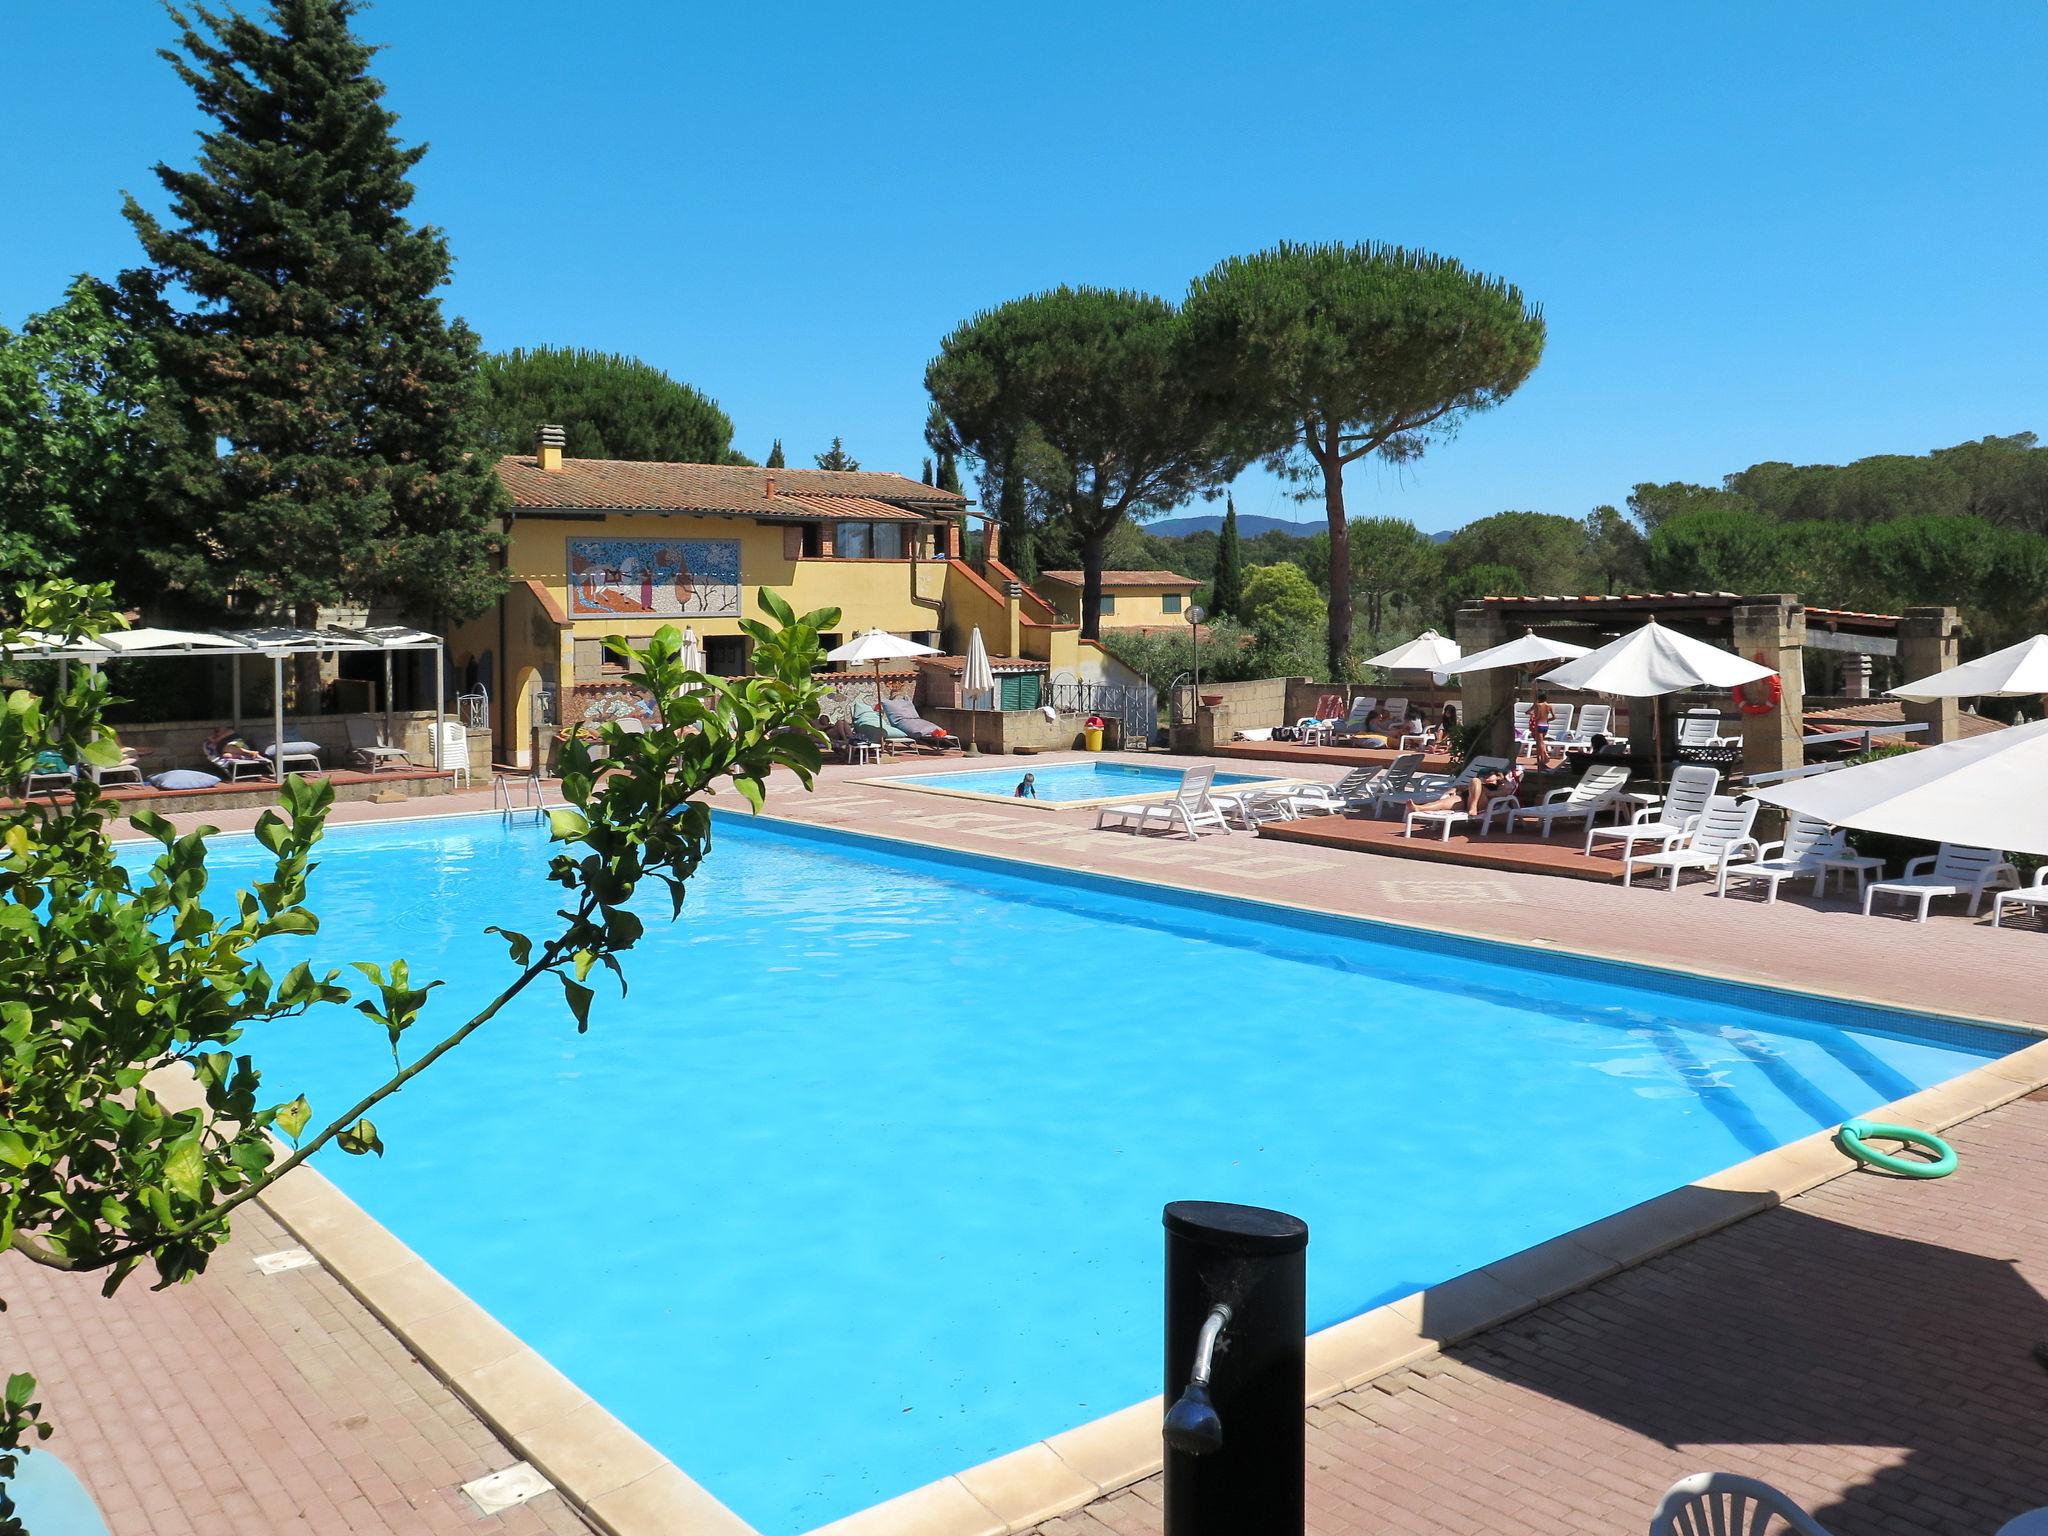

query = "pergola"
[3, 623, 446, 776]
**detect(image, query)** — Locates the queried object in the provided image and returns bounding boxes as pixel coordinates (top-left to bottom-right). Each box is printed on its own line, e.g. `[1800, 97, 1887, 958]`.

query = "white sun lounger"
[1623, 795, 1760, 890]
[1715, 813, 1847, 902]
[1096, 764, 1229, 840]
[1992, 869, 2048, 928]
[347, 716, 411, 772]
[1584, 765, 1720, 860]
[1374, 755, 1511, 818]
[1861, 843, 2020, 922]
[1503, 763, 1631, 839]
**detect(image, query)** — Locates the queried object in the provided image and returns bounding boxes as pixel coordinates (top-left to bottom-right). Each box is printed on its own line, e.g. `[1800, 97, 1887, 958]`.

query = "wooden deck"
[1257, 808, 1632, 882]
[1, 765, 460, 817]
[1209, 740, 1455, 770]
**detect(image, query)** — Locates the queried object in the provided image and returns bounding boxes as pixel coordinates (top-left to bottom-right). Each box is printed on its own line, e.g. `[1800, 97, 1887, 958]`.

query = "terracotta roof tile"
[1037, 569, 1199, 588]
[497, 456, 967, 517]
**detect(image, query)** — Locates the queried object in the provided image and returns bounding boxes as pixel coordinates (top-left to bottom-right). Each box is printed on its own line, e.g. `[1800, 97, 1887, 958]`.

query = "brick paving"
[0, 1203, 591, 1536]
[24, 750, 2045, 1533]
[1029, 1093, 2048, 1536]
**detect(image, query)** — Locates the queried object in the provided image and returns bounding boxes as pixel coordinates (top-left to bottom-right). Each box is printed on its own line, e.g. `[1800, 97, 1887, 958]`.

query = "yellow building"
[1032, 569, 1201, 630]
[450, 430, 1100, 764]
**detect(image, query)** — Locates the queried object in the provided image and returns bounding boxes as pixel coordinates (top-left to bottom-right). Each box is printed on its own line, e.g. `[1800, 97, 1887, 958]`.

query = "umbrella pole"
[1652, 695, 1663, 791]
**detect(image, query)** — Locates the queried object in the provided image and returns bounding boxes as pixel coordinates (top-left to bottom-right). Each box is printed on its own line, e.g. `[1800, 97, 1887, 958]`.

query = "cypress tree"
[765, 438, 786, 469]
[121, 0, 503, 627]
[936, 451, 963, 496]
[1211, 492, 1246, 620]
[922, 456, 934, 485]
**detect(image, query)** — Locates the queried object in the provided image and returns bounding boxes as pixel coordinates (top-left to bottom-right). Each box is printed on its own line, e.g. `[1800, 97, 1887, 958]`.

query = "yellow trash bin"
[1083, 725, 1105, 752]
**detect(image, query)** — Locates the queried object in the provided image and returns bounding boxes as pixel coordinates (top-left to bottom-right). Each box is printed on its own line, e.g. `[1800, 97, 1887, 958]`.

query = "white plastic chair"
[1625, 795, 1761, 890]
[1678, 709, 1738, 748]
[1648, 1472, 1834, 1536]
[1716, 813, 1846, 902]
[435, 720, 473, 788]
[1096, 764, 1229, 840]
[1564, 702, 1613, 747]
[1505, 764, 1631, 839]
[1862, 843, 2020, 922]
[1585, 764, 1720, 860]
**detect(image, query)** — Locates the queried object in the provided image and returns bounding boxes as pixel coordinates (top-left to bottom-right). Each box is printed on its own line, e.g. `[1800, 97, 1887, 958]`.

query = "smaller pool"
[881, 759, 1278, 805]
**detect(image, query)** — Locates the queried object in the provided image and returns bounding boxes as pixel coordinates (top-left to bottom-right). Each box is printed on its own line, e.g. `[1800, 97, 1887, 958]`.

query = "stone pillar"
[1897, 606, 1962, 744]
[985, 518, 1002, 565]
[1839, 654, 1871, 699]
[944, 520, 962, 560]
[1731, 596, 1807, 783]
[1452, 602, 1512, 758]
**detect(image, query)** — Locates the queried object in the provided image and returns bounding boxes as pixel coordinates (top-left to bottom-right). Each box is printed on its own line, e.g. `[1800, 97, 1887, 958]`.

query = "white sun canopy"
[1365, 630, 1462, 671]
[1890, 634, 2048, 702]
[1541, 619, 1776, 696]
[1448, 630, 1593, 674]
[1749, 716, 2048, 856]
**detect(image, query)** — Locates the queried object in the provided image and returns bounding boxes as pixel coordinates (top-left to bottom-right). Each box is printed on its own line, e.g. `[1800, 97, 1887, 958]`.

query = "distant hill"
[1146, 512, 1318, 539]
[1145, 513, 1462, 542]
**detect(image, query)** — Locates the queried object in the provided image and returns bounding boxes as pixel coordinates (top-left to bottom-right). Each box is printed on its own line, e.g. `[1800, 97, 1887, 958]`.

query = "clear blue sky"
[8, 1, 2045, 532]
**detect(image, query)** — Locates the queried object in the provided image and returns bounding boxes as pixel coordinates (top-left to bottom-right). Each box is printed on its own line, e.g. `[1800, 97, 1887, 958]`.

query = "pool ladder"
[492, 770, 548, 824]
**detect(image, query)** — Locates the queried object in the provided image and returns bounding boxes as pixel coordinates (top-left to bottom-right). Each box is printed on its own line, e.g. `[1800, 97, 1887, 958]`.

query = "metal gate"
[1045, 679, 1159, 749]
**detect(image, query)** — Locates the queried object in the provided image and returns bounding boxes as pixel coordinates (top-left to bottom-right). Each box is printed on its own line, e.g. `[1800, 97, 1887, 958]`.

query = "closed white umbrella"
[1448, 629, 1593, 674]
[1749, 716, 2048, 856]
[1542, 619, 1777, 785]
[1890, 634, 2048, 702]
[1364, 630, 1461, 671]
[826, 627, 941, 713]
[678, 626, 705, 674]
[962, 627, 996, 756]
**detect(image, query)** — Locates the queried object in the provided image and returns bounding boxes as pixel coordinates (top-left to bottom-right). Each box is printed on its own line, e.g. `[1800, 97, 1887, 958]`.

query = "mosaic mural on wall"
[566, 538, 741, 619]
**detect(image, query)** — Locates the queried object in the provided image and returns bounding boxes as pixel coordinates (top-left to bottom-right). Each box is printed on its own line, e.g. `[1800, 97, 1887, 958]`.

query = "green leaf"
[162, 1137, 204, 1201]
[486, 925, 533, 966]
[547, 807, 590, 841]
[560, 976, 594, 1033]
[0, 1129, 29, 1169]
[274, 1095, 312, 1141]
[335, 1118, 384, 1157]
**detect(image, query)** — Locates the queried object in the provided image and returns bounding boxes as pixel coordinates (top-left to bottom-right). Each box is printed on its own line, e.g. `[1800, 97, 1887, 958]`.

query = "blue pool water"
[888, 759, 1271, 802]
[173, 812, 2014, 1533]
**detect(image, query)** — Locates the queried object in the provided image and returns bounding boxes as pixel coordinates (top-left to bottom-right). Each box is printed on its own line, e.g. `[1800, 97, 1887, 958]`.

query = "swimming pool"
[186, 811, 2015, 1533]
[881, 758, 1277, 804]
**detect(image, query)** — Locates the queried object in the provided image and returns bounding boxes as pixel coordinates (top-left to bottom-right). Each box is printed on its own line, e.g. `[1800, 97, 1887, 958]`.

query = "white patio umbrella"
[1447, 629, 1593, 674]
[1364, 629, 1461, 671]
[1890, 634, 2048, 703]
[1748, 716, 2048, 857]
[962, 626, 996, 756]
[1541, 619, 1777, 785]
[825, 628, 941, 715]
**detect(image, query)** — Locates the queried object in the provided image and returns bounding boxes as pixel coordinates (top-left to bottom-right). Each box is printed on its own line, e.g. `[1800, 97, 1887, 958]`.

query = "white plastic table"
[1816, 853, 1885, 897]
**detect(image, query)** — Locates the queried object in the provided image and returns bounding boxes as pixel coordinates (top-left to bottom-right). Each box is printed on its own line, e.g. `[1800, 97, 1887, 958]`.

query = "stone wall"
[926, 706, 1121, 754]
[108, 712, 488, 777]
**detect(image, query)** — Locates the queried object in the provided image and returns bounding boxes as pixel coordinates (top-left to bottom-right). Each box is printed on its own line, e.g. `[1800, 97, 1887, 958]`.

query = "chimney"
[764, 474, 777, 497]
[1005, 579, 1023, 659]
[537, 423, 566, 472]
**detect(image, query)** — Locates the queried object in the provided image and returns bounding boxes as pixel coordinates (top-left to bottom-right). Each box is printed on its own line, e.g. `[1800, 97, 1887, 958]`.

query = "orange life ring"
[1733, 653, 1782, 716]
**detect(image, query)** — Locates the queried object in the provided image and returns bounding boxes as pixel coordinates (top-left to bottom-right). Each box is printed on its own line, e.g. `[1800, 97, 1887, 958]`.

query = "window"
[832, 521, 907, 558]
[572, 637, 626, 677]
[1097, 594, 1117, 616]
[1162, 592, 1182, 614]
[704, 636, 748, 677]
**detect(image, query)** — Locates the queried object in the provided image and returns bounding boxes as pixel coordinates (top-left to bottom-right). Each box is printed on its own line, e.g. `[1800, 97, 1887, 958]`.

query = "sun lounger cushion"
[148, 769, 221, 790]
[261, 739, 322, 756]
[848, 699, 904, 742]
[883, 697, 955, 741]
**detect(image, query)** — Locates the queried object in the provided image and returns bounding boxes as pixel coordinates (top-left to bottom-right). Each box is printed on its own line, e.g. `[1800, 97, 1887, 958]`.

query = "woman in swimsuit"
[1527, 690, 1557, 770]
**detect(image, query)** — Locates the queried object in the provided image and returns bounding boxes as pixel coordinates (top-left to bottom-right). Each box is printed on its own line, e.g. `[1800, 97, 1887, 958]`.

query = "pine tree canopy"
[476, 347, 741, 465]
[814, 436, 861, 471]
[765, 438, 786, 469]
[120, 0, 504, 623]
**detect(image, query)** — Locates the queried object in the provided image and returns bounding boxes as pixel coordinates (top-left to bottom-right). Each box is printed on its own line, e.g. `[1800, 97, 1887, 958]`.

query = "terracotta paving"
[0, 1203, 591, 1536]
[1028, 1092, 2048, 1536]
[16, 749, 2044, 1534]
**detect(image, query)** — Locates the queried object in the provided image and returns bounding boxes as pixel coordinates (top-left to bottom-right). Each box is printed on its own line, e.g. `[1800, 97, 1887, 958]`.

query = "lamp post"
[1187, 604, 1207, 720]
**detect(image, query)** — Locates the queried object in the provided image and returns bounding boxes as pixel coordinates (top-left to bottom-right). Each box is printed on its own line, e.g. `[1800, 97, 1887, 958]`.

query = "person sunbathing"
[1409, 764, 1522, 819]
[202, 726, 264, 764]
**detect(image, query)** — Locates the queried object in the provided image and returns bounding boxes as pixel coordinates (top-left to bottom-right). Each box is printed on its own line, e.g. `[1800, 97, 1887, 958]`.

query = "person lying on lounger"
[1408, 764, 1522, 819]
[202, 726, 265, 765]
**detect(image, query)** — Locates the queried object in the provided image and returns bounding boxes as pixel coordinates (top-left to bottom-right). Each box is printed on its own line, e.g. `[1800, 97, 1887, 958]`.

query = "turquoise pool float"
[1837, 1119, 1957, 1178]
